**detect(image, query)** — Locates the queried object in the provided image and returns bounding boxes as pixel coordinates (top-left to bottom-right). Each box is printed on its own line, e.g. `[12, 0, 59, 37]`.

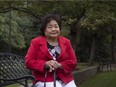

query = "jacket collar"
[38, 36, 66, 44]
[38, 36, 67, 59]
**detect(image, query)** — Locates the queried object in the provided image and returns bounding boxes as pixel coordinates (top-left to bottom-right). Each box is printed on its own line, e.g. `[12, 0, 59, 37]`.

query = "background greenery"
[0, 0, 116, 65]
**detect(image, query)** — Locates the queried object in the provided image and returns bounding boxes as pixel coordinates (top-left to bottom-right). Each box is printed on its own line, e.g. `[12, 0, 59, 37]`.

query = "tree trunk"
[70, 22, 80, 63]
[111, 26, 116, 63]
[89, 34, 96, 65]
[70, 8, 85, 50]
[70, 22, 80, 51]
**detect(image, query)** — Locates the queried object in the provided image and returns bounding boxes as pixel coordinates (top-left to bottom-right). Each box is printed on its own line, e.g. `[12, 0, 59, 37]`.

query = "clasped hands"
[45, 60, 62, 72]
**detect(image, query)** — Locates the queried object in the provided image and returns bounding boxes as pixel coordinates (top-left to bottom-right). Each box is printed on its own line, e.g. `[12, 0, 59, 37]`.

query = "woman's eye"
[48, 26, 52, 28]
[55, 25, 59, 28]
[54, 25, 59, 28]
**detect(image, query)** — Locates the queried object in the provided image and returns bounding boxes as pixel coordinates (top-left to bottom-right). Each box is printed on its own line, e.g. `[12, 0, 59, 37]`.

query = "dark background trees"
[0, 0, 116, 64]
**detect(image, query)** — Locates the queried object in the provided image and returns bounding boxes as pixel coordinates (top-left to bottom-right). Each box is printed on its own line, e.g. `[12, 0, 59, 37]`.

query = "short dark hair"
[40, 14, 61, 35]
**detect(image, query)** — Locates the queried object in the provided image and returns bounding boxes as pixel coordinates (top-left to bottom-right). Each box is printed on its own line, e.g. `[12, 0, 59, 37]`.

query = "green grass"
[4, 80, 33, 87]
[78, 70, 116, 87]
[76, 63, 90, 70]
[4, 84, 19, 87]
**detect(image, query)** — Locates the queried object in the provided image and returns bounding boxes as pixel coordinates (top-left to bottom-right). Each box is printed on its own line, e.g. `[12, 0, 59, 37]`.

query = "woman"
[25, 14, 77, 87]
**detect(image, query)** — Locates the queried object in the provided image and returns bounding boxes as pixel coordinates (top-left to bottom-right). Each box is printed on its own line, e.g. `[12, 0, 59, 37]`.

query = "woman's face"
[44, 20, 60, 39]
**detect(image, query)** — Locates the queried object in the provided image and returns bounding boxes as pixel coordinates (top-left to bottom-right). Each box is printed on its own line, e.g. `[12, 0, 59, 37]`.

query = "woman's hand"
[45, 60, 62, 72]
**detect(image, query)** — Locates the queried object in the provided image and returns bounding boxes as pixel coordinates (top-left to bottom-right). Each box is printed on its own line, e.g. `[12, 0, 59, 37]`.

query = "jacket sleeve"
[60, 40, 77, 74]
[25, 40, 46, 73]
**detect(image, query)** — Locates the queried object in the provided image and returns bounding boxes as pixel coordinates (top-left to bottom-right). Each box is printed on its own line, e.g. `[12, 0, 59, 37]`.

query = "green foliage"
[80, 1, 115, 30]
[15, 12, 40, 46]
[0, 11, 38, 49]
[0, 1, 115, 62]
[0, 12, 25, 49]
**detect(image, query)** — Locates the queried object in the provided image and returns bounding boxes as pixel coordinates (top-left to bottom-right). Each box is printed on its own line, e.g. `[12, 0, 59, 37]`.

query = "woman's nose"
[51, 27, 56, 30]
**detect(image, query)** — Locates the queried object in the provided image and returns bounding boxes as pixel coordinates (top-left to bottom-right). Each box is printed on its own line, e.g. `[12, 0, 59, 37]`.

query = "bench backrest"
[0, 53, 33, 86]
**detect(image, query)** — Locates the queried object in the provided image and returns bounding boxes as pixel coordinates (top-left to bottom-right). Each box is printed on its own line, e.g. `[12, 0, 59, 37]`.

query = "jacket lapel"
[58, 36, 66, 58]
[39, 36, 52, 59]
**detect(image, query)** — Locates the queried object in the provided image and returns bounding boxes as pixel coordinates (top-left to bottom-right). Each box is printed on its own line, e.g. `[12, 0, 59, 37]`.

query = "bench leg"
[25, 79, 28, 87]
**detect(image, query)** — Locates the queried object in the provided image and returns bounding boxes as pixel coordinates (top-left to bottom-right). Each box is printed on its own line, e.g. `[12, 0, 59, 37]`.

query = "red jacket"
[25, 36, 77, 84]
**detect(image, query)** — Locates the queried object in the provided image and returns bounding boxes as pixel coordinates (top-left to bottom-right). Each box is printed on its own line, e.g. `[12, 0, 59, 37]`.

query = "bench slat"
[0, 53, 35, 87]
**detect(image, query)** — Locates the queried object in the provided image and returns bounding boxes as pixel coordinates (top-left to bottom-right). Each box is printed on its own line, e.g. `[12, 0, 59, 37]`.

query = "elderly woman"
[25, 14, 77, 87]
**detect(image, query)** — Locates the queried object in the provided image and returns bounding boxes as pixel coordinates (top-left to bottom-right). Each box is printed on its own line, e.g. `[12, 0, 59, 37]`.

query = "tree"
[80, 1, 116, 64]
[0, 1, 115, 63]
[0, 6, 40, 51]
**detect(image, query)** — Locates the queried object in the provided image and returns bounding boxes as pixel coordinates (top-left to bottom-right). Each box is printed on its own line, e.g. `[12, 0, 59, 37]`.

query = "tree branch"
[0, 6, 41, 19]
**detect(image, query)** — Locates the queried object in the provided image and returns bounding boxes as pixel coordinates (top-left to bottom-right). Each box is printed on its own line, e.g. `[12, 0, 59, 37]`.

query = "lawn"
[76, 62, 90, 70]
[78, 70, 116, 87]
[4, 84, 19, 87]
[3, 81, 32, 87]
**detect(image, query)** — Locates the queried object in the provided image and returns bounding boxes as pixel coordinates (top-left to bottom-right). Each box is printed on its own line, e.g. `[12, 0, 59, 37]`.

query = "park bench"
[0, 53, 35, 87]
